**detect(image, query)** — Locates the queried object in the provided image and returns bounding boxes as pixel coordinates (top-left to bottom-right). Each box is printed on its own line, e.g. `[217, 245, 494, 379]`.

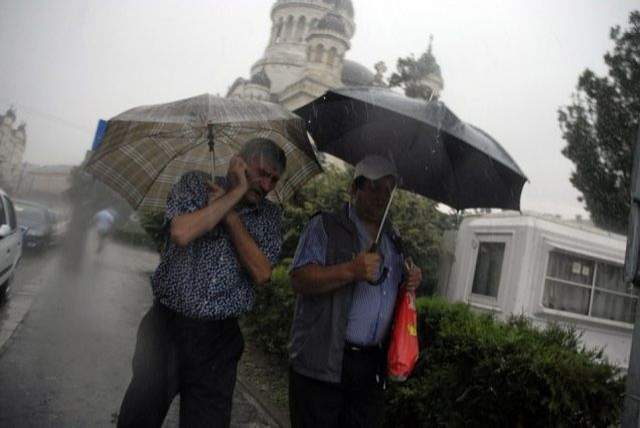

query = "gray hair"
[239, 138, 286, 174]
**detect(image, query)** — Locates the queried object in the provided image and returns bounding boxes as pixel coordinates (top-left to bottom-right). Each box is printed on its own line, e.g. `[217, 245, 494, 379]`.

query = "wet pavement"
[0, 231, 277, 427]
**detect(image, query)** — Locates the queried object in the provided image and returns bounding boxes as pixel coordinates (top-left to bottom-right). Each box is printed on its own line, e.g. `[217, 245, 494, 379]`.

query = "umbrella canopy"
[295, 86, 527, 210]
[86, 94, 322, 211]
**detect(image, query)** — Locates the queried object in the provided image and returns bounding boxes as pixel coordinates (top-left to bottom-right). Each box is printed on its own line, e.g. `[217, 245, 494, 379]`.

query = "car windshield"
[14, 204, 46, 225]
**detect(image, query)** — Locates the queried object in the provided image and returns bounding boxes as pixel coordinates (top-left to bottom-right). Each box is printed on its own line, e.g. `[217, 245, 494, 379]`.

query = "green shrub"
[244, 260, 296, 361]
[384, 297, 625, 428]
[245, 277, 624, 427]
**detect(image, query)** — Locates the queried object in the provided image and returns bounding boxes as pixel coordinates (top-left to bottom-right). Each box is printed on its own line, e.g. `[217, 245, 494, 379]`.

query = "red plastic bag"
[387, 287, 419, 382]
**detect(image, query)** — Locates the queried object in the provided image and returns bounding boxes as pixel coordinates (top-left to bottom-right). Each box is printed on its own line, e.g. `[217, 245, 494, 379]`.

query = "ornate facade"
[0, 108, 26, 191]
[228, 0, 378, 110]
[227, 0, 445, 111]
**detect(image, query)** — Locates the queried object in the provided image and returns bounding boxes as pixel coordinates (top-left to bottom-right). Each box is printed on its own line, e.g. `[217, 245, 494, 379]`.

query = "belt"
[344, 341, 382, 354]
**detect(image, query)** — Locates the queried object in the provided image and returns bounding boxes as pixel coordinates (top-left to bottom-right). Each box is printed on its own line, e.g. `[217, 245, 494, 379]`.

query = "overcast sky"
[0, 0, 637, 218]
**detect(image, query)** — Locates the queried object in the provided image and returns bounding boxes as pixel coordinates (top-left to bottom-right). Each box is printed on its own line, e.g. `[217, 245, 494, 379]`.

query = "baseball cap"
[353, 155, 398, 181]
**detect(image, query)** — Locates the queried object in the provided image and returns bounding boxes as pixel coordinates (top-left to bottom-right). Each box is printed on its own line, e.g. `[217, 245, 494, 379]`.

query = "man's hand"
[227, 155, 249, 193]
[350, 251, 381, 283]
[207, 183, 226, 206]
[402, 258, 422, 291]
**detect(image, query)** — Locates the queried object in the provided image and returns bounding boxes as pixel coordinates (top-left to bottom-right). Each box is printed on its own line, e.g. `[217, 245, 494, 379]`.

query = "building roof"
[226, 77, 248, 97]
[250, 69, 272, 88]
[464, 211, 626, 242]
[341, 60, 375, 86]
[323, 0, 354, 18]
[315, 12, 348, 36]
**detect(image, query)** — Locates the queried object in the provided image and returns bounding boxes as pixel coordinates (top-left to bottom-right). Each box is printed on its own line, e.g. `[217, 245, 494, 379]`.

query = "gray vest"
[289, 204, 403, 383]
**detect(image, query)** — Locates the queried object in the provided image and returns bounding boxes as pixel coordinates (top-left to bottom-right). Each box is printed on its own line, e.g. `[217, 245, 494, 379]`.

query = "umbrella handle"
[367, 242, 389, 286]
[207, 124, 215, 181]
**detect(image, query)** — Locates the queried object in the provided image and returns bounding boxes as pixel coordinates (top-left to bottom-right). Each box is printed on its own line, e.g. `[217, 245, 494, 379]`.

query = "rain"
[0, 1, 639, 427]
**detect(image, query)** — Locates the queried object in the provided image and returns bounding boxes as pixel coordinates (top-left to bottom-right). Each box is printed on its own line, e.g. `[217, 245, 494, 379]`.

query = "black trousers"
[289, 345, 386, 428]
[117, 302, 244, 428]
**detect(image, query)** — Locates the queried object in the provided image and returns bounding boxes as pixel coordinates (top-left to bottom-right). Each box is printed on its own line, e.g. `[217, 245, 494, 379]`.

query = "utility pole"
[622, 126, 640, 427]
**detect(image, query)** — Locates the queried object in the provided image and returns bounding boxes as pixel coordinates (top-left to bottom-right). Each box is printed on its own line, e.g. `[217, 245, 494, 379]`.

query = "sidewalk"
[0, 234, 281, 427]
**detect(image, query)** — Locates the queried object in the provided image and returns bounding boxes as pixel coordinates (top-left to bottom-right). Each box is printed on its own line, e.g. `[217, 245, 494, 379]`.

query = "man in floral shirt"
[118, 139, 286, 428]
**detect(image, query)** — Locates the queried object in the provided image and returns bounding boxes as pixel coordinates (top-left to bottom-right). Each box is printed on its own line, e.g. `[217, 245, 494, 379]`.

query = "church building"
[227, 0, 385, 110]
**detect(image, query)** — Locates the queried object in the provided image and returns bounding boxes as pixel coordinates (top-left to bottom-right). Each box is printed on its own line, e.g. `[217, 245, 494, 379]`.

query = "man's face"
[353, 175, 396, 223]
[243, 154, 282, 204]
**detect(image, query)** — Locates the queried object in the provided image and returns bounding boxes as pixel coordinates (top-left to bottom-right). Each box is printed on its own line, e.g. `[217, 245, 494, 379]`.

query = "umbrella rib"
[86, 122, 202, 166]
[134, 137, 210, 210]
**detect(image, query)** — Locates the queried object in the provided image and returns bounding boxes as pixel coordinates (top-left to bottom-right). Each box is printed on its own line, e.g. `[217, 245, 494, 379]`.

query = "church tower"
[227, 0, 380, 110]
[252, 0, 355, 94]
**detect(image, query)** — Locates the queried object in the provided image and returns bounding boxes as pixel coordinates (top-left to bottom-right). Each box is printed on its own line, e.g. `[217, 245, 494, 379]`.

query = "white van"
[0, 188, 23, 298]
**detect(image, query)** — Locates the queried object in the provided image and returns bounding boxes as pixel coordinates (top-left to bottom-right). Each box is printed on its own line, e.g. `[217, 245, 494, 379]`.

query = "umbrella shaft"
[374, 186, 397, 245]
[208, 124, 215, 181]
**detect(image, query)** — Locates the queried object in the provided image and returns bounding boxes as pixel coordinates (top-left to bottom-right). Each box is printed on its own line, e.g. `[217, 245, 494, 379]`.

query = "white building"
[0, 108, 27, 191]
[16, 164, 73, 196]
[437, 212, 635, 368]
[227, 0, 444, 111]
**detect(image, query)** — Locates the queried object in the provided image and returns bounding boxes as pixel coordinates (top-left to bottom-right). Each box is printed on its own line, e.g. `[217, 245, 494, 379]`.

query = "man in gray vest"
[288, 155, 422, 428]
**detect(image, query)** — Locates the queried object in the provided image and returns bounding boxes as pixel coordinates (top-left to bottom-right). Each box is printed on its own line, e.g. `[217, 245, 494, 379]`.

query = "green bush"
[384, 297, 625, 428]
[244, 260, 296, 361]
[245, 276, 624, 427]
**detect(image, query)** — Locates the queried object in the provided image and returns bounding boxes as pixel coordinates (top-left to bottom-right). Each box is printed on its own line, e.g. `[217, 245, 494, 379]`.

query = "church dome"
[323, 0, 354, 18]
[341, 60, 375, 86]
[250, 69, 271, 88]
[315, 12, 347, 36]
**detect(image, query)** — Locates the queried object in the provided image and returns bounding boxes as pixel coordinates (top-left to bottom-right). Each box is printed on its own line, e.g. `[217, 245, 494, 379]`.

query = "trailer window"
[471, 242, 505, 298]
[543, 250, 638, 323]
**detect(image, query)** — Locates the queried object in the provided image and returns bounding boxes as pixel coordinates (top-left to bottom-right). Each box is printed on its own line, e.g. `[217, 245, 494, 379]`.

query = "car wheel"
[0, 274, 14, 302]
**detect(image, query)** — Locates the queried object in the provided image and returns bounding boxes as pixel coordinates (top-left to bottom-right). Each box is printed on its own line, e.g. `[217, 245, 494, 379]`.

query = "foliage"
[389, 38, 443, 101]
[558, 11, 640, 233]
[111, 219, 156, 250]
[139, 210, 167, 252]
[244, 260, 296, 361]
[280, 164, 353, 258]
[383, 297, 625, 428]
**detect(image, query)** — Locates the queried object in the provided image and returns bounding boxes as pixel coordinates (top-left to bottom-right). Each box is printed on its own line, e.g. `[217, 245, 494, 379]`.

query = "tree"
[558, 11, 640, 233]
[389, 35, 444, 101]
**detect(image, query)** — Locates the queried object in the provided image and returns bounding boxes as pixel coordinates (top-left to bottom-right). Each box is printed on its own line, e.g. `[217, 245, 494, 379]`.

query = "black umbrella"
[295, 86, 527, 211]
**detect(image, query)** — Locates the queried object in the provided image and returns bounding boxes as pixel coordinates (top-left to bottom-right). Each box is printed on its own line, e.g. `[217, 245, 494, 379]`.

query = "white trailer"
[437, 212, 635, 368]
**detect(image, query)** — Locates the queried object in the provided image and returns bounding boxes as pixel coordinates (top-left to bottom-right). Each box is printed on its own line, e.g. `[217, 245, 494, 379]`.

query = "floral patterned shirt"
[151, 171, 282, 320]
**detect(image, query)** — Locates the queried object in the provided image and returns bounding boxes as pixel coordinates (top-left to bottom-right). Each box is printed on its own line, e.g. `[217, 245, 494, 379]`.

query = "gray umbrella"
[86, 94, 322, 211]
[295, 86, 527, 210]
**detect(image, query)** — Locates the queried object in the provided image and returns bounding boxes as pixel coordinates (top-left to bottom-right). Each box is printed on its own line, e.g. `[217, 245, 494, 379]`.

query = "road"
[0, 231, 276, 427]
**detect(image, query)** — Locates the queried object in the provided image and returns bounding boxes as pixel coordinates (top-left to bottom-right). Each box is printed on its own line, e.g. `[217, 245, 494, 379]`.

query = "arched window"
[310, 18, 318, 29]
[283, 15, 294, 41]
[306, 45, 312, 61]
[275, 17, 284, 43]
[314, 44, 325, 63]
[295, 16, 306, 42]
[327, 47, 337, 67]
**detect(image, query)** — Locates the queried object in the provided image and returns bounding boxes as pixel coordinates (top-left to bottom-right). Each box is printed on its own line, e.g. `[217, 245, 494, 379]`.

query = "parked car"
[0, 189, 23, 299]
[14, 199, 57, 249]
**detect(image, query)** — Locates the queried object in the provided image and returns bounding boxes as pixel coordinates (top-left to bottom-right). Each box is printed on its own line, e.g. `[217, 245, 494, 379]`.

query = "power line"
[0, 98, 94, 135]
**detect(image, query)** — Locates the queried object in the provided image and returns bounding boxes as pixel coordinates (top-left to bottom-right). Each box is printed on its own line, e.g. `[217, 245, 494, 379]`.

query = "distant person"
[93, 208, 115, 253]
[288, 155, 422, 428]
[117, 139, 286, 428]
